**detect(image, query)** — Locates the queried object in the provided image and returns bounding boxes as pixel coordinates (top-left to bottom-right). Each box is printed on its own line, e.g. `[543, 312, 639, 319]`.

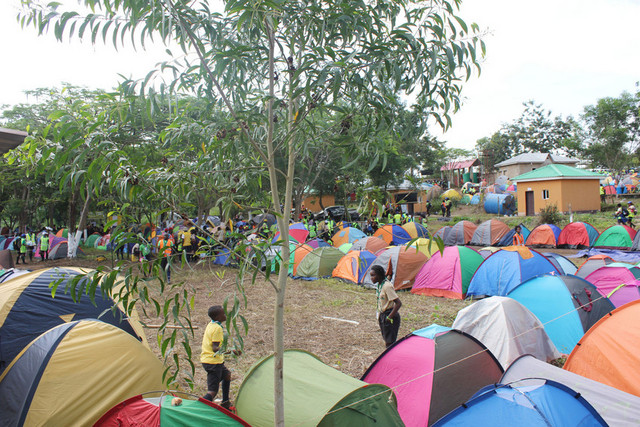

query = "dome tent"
[469, 219, 510, 246]
[452, 297, 560, 368]
[332, 250, 377, 284]
[593, 224, 636, 249]
[542, 252, 578, 275]
[411, 246, 484, 299]
[503, 355, 640, 426]
[575, 254, 614, 278]
[294, 246, 345, 279]
[467, 247, 559, 297]
[0, 320, 165, 426]
[401, 222, 430, 239]
[564, 299, 640, 397]
[558, 222, 599, 248]
[349, 236, 387, 254]
[524, 223, 561, 248]
[95, 393, 250, 427]
[433, 225, 451, 241]
[442, 188, 462, 201]
[331, 227, 366, 248]
[497, 224, 530, 246]
[506, 274, 614, 354]
[404, 238, 441, 258]
[236, 350, 403, 426]
[432, 379, 607, 427]
[362, 246, 429, 290]
[373, 224, 412, 245]
[0, 267, 148, 375]
[442, 220, 477, 246]
[585, 265, 640, 308]
[361, 325, 503, 426]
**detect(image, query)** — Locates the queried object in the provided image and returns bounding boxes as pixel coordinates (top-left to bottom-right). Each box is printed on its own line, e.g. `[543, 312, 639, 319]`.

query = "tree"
[20, 0, 484, 423]
[582, 91, 640, 170]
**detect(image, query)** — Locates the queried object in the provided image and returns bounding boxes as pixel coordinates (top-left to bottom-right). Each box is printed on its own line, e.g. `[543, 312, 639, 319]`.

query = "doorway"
[525, 191, 535, 216]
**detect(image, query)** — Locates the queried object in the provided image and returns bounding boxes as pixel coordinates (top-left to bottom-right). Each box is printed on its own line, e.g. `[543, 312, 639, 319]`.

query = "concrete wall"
[303, 194, 336, 212]
[516, 178, 601, 215]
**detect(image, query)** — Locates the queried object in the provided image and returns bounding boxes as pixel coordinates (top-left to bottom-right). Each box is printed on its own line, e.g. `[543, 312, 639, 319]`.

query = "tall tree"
[20, 1, 484, 424]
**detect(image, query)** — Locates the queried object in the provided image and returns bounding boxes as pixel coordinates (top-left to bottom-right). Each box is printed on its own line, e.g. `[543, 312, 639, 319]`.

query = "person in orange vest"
[157, 232, 175, 282]
[513, 225, 525, 246]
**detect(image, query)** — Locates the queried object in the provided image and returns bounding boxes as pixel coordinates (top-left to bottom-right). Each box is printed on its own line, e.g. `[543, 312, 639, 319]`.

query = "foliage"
[538, 203, 563, 225]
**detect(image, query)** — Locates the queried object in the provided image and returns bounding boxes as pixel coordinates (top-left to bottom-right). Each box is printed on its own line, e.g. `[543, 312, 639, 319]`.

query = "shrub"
[539, 204, 563, 225]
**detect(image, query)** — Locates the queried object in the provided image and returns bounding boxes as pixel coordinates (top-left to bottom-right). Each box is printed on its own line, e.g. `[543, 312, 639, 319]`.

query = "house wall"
[388, 189, 428, 215]
[516, 179, 601, 215]
[498, 163, 545, 180]
[303, 194, 335, 212]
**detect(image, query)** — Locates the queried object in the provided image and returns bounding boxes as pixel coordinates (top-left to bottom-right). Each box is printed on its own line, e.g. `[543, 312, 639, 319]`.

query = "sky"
[1, 0, 639, 152]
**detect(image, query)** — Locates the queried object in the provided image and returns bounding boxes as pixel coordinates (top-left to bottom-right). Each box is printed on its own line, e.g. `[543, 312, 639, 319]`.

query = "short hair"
[208, 305, 223, 321]
[371, 265, 386, 280]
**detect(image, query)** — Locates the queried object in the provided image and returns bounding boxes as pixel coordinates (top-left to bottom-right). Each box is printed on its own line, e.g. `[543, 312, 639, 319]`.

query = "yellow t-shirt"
[201, 321, 224, 364]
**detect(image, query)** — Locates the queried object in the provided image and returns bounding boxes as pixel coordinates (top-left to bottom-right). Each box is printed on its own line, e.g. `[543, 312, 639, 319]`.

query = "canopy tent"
[0, 267, 148, 374]
[331, 227, 366, 248]
[507, 274, 614, 354]
[564, 299, 640, 397]
[575, 254, 614, 278]
[411, 246, 484, 299]
[585, 265, 640, 308]
[593, 224, 636, 249]
[483, 193, 515, 215]
[236, 350, 403, 426]
[558, 222, 599, 248]
[442, 221, 477, 246]
[349, 236, 388, 254]
[373, 224, 412, 245]
[542, 252, 578, 275]
[95, 393, 250, 427]
[497, 224, 530, 246]
[452, 297, 560, 368]
[362, 325, 503, 426]
[524, 223, 561, 248]
[503, 355, 640, 426]
[293, 246, 345, 279]
[469, 219, 511, 246]
[0, 320, 165, 426]
[401, 222, 430, 240]
[432, 379, 607, 427]
[332, 250, 377, 285]
[362, 246, 429, 290]
[467, 247, 559, 297]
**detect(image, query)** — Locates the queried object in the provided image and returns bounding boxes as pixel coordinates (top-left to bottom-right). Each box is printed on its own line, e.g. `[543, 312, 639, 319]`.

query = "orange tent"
[373, 224, 411, 245]
[291, 243, 315, 276]
[350, 236, 388, 255]
[55, 228, 68, 238]
[564, 299, 640, 397]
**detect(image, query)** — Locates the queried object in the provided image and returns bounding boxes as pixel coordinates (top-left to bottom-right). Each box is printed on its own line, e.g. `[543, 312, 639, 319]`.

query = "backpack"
[14, 238, 21, 250]
[622, 207, 629, 216]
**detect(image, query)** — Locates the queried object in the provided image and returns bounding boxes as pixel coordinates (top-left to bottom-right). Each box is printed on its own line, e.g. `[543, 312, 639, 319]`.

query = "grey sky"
[1, 0, 639, 153]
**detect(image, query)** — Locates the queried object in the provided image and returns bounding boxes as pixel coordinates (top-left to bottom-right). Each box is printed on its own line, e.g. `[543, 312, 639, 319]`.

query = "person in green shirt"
[39, 232, 50, 261]
[15, 234, 27, 265]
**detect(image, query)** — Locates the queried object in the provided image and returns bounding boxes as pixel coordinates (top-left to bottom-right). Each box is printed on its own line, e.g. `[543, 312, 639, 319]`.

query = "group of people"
[615, 201, 637, 228]
[12, 229, 52, 265]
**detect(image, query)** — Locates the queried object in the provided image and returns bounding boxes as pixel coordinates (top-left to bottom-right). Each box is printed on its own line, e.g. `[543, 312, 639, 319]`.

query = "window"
[542, 189, 549, 199]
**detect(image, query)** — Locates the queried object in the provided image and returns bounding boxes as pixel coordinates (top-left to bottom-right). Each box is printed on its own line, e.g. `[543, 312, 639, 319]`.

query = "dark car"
[314, 206, 360, 221]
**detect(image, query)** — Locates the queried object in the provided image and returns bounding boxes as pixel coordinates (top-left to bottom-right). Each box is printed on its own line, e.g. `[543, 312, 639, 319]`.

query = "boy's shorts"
[202, 363, 230, 391]
[378, 309, 401, 345]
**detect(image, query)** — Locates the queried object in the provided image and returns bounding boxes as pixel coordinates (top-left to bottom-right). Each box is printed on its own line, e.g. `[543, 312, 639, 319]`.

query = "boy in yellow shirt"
[201, 306, 232, 408]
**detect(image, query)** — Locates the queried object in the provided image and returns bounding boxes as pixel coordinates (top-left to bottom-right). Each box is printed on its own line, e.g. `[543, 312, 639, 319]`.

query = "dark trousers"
[203, 363, 230, 402]
[378, 309, 401, 346]
[41, 249, 49, 260]
[16, 252, 25, 264]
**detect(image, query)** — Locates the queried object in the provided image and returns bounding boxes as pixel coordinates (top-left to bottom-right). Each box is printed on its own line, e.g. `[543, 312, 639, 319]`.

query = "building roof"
[0, 128, 27, 154]
[494, 153, 580, 167]
[512, 164, 604, 182]
[440, 158, 480, 171]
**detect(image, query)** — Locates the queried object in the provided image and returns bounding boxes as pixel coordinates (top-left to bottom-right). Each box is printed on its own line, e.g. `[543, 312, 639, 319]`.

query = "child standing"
[370, 265, 402, 347]
[201, 306, 233, 409]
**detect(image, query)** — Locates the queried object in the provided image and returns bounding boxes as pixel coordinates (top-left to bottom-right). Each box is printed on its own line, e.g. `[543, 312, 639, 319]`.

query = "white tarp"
[452, 296, 560, 369]
[503, 355, 640, 426]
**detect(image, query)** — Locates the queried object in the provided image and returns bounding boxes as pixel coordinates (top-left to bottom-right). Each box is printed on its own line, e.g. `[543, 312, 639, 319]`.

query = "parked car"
[313, 206, 360, 221]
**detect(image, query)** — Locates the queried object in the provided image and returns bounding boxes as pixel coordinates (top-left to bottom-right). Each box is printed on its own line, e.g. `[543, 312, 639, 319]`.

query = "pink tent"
[35, 236, 67, 259]
[585, 266, 640, 308]
[361, 325, 502, 426]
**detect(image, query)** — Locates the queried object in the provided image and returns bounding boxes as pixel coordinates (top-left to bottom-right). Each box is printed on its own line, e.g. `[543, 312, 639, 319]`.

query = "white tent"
[503, 355, 640, 426]
[452, 296, 560, 368]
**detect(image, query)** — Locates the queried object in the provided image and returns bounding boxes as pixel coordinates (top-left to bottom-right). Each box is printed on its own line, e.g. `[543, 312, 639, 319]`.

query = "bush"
[539, 204, 563, 225]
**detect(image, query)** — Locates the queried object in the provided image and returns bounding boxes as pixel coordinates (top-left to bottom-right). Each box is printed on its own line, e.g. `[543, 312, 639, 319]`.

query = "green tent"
[593, 225, 634, 249]
[236, 350, 403, 426]
[84, 234, 101, 248]
[338, 242, 353, 253]
[294, 247, 344, 279]
[460, 194, 472, 205]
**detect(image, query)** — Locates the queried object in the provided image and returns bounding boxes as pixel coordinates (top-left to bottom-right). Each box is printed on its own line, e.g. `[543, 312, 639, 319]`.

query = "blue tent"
[497, 224, 530, 246]
[213, 248, 232, 265]
[542, 252, 578, 275]
[467, 248, 559, 297]
[506, 274, 614, 354]
[433, 379, 607, 426]
[470, 194, 480, 205]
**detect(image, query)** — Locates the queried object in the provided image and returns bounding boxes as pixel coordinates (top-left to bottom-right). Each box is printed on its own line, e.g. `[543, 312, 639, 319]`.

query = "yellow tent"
[0, 320, 165, 426]
[405, 238, 441, 258]
[442, 189, 462, 201]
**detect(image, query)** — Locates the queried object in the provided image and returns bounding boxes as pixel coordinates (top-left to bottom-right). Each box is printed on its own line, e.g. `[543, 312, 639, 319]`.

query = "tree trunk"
[68, 190, 91, 258]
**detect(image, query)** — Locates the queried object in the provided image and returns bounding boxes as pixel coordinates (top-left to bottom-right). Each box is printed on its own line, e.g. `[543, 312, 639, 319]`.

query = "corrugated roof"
[512, 164, 604, 182]
[0, 128, 27, 154]
[494, 153, 579, 167]
[440, 158, 480, 171]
